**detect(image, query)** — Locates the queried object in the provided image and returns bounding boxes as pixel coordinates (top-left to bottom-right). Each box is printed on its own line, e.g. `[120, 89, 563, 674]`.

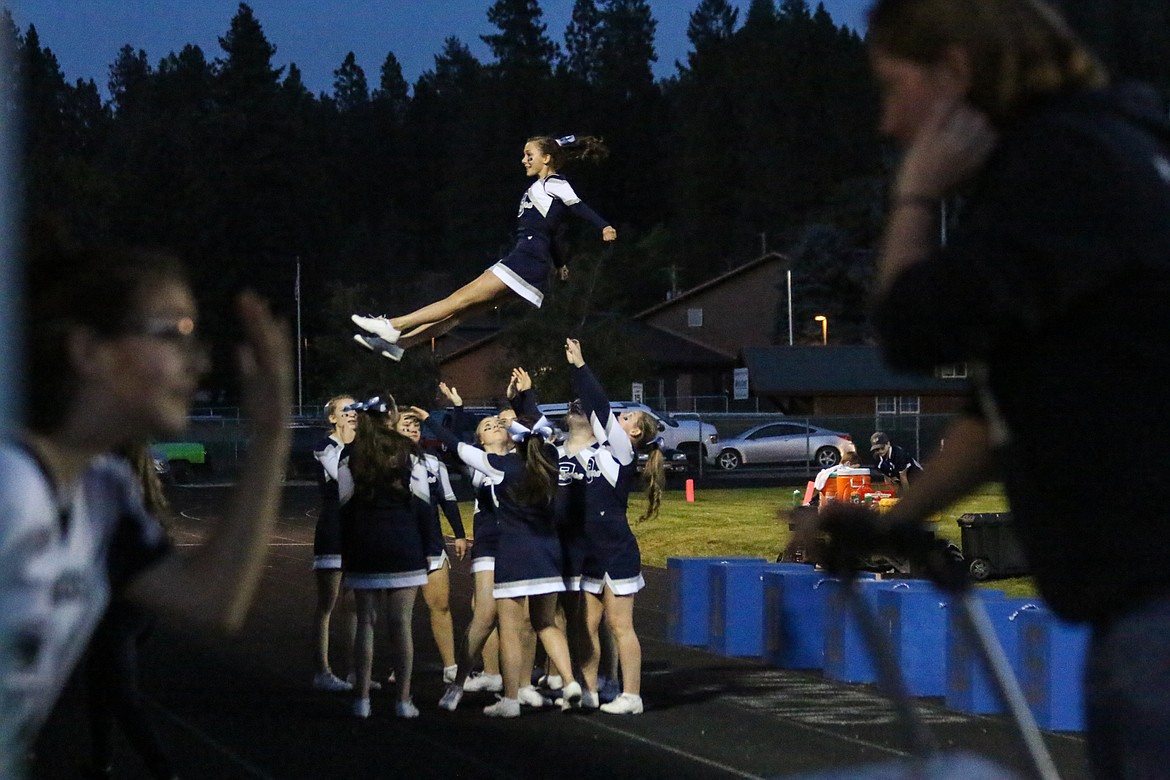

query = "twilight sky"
[5, 1, 871, 97]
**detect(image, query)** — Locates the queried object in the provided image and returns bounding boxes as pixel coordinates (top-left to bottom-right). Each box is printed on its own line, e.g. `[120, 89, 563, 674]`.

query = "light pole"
[814, 315, 828, 345]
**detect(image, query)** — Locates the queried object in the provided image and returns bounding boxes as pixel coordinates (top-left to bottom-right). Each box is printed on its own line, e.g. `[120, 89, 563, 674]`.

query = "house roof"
[742, 345, 970, 395]
[633, 252, 788, 319]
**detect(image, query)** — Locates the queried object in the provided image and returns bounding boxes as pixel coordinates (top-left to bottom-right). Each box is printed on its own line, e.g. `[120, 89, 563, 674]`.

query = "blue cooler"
[946, 595, 1036, 714]
[1019, 605, 1089, 731]
[667, 557, 764, 646]
[762, 569, 867, 670]
[823, 578, 933, 685]
[709, 561, 809, 657]
[877, 582, 950, 697]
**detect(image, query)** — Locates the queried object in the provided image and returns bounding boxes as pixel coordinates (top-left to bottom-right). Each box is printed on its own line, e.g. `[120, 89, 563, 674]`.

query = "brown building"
[435, 252, 969, 413]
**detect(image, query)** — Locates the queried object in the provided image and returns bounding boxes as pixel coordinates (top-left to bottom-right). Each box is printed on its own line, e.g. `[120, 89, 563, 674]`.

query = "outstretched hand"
[439, 382, 462, 407]
[235, 291, 293, 435]
[602, 226, 617, 242]
[564, 338, 584, 368]
[512, 367, 532, 393]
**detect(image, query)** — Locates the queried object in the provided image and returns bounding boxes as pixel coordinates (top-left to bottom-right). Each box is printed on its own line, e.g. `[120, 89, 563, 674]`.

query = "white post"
[295, 256, 303, 414]
[786, 269, 794, 346]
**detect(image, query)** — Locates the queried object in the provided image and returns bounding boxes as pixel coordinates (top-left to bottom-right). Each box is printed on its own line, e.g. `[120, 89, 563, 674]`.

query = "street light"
[814, 315, 828, 345]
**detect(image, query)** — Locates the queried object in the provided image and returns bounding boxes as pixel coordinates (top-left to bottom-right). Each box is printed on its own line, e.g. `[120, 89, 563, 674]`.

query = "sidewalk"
[32, 484, 1090, 779]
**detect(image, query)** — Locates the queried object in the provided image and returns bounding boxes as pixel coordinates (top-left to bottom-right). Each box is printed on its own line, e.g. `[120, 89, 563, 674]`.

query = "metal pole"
[295, 256, 303, 414]
[786, 269, 793, 346]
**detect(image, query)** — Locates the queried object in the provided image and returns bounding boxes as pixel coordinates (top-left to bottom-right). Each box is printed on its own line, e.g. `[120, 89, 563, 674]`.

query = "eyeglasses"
[121, 315, 206, 359]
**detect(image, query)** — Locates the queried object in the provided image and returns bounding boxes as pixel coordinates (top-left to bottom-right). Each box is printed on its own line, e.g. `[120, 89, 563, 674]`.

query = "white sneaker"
[517, 685, 545, 708]
[442, 664, 459, 684]
[483, 697, 521, 718]
[353, 697, 371, 719]
[353, 333, 404, 362]
[351, 314, 401, 344]
[438, 684, 463, 711]
[560, 680, 582, 711]
[395, 699, 420, 719]
[312, 671, 352, 692]
[463, 672, 503, 693]
[600, 693, 644, 715]
[346, 672, 382, 691]
[539, 673, 563, 691]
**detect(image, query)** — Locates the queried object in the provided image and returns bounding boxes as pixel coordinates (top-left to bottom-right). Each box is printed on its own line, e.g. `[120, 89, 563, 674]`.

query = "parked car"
[640, 447, 690, 474]
[706, 422, 852, 471]
[538, 401, 719, 468]
[152, 440, 208, 483]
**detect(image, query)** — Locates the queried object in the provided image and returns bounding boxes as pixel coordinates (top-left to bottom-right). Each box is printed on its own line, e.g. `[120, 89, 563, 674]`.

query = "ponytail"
[637, 441, 665, 524]
[531, 134, 609, 170]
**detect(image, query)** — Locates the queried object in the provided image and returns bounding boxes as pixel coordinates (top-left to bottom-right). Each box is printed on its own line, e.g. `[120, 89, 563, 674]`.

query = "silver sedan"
[706, 421, 853, 471]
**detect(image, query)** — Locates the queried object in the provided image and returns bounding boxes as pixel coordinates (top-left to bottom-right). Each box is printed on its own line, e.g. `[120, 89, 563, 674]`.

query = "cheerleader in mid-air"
[353, 135, 616, 361]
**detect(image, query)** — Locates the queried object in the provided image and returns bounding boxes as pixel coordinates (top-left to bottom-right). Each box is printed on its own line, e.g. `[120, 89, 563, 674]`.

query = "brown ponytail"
[508, 434, 559, 507]
[530, 134, 609, 171]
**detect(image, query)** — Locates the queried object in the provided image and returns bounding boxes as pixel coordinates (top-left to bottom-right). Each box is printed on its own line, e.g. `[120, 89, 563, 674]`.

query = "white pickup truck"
[538, 401, 719, 469]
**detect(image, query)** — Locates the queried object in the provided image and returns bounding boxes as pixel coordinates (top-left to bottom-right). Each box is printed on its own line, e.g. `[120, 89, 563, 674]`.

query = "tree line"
[7, 0, 1168, 406]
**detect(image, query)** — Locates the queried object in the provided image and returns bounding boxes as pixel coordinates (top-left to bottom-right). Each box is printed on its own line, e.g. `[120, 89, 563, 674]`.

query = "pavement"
[32, 483, 1092, 779]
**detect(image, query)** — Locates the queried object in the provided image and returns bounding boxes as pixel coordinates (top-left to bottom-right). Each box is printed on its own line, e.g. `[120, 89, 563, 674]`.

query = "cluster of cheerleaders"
[309, 338, 664, 719]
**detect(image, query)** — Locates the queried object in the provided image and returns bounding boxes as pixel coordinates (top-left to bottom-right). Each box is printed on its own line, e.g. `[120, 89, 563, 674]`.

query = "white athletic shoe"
[353, 697, 371, 719]
[395, 699, 420, 719]
[346, 672, 382, 691]
[600, 693, 644, 715]
[516, 685, 545, 708]
[538, 673, 563, 691]
[439, 684, 464, 711]
[559, 680, 583, 712]
[483, 697, 521, 718]
[442, 664, 459, 684]
[351, 314, 401, 344]
[353, 333, 404, 362]
[312, 671, 352, 692]
[463, 672, 503, 693]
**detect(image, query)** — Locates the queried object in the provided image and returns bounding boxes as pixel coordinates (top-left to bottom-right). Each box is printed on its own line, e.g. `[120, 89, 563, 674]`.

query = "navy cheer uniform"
[414, 452, 465, 572]
[311, 433, 345, 571]
[562, 365, 645, 596]
[424, 419, 565, 599]
[490, 174, 610, 308]
[468, 469, 502, 574]
[338, 446, 429, 591]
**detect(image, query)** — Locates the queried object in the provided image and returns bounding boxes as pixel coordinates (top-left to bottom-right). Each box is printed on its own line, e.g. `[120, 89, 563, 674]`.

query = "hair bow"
[554, 134, 576, 147]
[509, 415, 555, 443]
[345, 395, 389, 415]
[645, 435, 665, 451]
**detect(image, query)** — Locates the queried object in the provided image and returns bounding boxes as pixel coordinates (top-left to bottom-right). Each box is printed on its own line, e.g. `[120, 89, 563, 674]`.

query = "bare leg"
[581, 591, 605, 692]
[385, 586, 418, 704]
[389, 271, 508, 334]
[313, 570, 343, 674]
[455, 569, 498, 685]
[497, 597, 528, 699]
[352, 590, 379, 700]
[422, 563, 456, 669]
[529, 593, 576, 688]
[397, 299, 500, 350]
[603, 588, 641, 696]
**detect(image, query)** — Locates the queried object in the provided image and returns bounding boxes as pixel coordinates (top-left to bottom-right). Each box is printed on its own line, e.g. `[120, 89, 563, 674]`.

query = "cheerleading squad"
[308, 338, 664, 719]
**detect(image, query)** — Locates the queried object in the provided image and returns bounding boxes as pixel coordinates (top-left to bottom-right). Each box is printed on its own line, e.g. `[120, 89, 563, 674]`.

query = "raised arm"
[412, 406, 505, 481]
[127, 292, 292, 632]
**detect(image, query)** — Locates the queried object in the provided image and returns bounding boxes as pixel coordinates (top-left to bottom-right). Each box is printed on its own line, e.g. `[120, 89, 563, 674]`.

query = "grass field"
[635, 481, 1038, 598]
[453, 481, 1039, 598]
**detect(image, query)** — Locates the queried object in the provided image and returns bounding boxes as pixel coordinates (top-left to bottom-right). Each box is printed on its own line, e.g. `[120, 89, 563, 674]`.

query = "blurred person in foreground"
[813, 1, 1170, 776]
[1, 231, 292, 778]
